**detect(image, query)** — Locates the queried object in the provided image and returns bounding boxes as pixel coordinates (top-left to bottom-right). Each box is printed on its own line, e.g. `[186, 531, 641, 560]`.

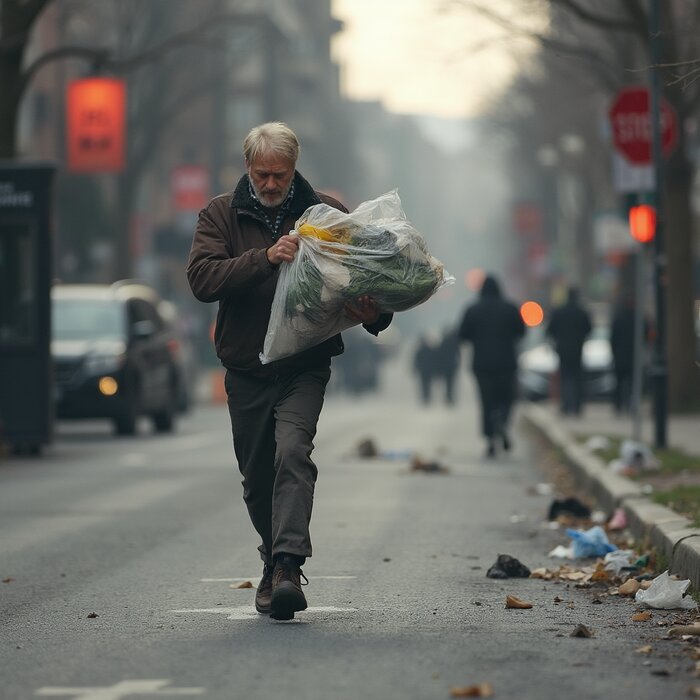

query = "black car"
[51, 282, 178, 435]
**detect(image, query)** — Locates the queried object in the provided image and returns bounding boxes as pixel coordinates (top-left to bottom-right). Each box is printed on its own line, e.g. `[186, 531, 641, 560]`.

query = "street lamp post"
[648, 0, 668, 448]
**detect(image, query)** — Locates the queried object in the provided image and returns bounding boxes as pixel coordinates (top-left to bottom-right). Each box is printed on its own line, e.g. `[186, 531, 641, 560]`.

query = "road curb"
[521, 401, 700, 590]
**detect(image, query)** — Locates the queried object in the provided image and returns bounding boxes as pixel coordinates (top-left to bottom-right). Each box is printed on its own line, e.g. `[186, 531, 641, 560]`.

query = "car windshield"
[53, 298, 125, 341]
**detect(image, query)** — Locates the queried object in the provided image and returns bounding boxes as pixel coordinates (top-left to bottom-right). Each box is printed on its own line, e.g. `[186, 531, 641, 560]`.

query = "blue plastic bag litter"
[565, 525, 617, 559]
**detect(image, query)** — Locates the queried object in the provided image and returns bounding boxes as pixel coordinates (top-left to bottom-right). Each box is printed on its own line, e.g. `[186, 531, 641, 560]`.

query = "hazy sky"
[331, 0, 545, 119]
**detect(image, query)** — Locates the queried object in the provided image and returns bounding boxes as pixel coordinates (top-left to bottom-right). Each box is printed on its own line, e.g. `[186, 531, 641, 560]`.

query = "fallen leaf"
[640, 580, 653, 590]
[505, 595, 533, 609]
[669, 625, 700, 637]
[560, 571, 587, 581]
[618, 579, 641, 597]
[590, 566, 610, 582]
[632, 611, 652, 622]
[86, 612, 99, 619]
[570, 624, 594, 638]
[635, 645, 653, 654]
[450, 682, 494, 697]
[530, 568, 548, 579]
[230, 581, 253, 589]
[2, 577, 14, 583]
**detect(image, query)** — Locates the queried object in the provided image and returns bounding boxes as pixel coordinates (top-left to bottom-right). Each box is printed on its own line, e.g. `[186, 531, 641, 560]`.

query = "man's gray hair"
[243, 122, 300, 164]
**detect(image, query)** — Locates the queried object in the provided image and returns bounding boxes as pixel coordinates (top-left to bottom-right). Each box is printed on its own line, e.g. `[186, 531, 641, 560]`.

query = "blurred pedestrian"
[434, 326, 460, 405]
[546, 286, 592, 416]
[610, 294, 649, 414]
[187, 122, 393, 619]
[412, 335, 435, 405]
[459, 275, 525, 457]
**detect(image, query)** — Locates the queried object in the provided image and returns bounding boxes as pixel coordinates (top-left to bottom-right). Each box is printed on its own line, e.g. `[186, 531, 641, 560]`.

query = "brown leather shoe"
[255, 563, 273, 614]
[270, 555, 308, 620]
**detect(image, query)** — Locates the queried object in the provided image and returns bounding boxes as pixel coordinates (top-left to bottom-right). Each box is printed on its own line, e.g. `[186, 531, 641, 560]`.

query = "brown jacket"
[187, 171, 392, 376]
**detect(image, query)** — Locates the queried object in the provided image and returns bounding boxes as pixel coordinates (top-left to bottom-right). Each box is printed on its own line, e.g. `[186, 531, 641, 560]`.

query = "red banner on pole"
[66, 78, 126, 173]
[171, 165, 210, 211]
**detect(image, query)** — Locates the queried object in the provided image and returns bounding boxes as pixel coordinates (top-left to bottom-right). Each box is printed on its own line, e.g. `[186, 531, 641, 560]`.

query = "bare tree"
[448, 0, 700, 411]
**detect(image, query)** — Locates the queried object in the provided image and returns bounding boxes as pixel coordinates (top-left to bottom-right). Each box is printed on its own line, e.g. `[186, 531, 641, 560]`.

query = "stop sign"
[609, 86, 678, 165]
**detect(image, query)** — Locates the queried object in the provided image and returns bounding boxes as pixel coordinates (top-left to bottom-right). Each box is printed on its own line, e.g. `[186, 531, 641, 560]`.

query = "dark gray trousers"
[224, 366, 331, 564]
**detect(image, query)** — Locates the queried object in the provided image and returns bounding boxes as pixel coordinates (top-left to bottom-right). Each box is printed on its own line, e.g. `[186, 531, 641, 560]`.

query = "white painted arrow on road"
[35, 679, 204, 699]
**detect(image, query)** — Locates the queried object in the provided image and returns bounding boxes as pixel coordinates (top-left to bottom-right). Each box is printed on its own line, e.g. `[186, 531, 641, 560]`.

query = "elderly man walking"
[187, 122, 392, 620]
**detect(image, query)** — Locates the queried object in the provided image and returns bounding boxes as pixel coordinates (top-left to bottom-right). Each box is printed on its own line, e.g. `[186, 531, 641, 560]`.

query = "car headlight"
[84, 353, 125, 376]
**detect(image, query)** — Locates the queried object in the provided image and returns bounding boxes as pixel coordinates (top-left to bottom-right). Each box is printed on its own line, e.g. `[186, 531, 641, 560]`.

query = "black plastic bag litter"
[486, 554, 531, 579]
[548, 497, 591, 520]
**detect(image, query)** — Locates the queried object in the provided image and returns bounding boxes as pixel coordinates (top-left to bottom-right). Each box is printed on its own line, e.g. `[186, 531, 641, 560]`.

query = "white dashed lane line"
[171, 606, 357, 621]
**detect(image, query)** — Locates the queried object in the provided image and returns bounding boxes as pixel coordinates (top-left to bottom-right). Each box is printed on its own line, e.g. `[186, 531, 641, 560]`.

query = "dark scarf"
[247, 178, 295, 240]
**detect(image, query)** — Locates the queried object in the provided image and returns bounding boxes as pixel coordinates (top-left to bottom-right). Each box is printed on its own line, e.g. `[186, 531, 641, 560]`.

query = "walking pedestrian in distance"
[434, 326, 460, 406]
[546, 286, 592, 416]
[412, 334, 436, 405]
[187, 122, 393, 619]
[458, 275, 525, 458]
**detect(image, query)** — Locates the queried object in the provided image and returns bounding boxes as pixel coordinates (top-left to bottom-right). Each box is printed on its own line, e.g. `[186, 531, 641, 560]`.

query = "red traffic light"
[629, 205, 656, 243]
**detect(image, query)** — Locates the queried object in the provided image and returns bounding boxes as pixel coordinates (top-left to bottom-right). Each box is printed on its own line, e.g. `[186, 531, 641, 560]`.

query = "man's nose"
[263, 175, 278, 190]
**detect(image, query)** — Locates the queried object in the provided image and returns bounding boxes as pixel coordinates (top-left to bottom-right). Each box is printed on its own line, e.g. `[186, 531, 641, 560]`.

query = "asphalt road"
[0, 359, 695, 700]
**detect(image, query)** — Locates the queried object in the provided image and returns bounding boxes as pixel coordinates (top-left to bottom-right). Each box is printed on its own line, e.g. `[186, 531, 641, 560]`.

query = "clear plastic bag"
[635, 570, 698, 609]
[260, 190, 454, 364]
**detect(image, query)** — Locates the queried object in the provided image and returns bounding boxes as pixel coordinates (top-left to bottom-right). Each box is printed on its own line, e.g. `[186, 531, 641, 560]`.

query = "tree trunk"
[113, 172, 135, 280]
[664, 153, 700, 412]
[0, 55, 22, 158]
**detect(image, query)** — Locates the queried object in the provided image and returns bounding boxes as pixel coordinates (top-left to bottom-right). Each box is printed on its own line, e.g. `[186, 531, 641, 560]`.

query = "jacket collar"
[229, 171, 322, 215]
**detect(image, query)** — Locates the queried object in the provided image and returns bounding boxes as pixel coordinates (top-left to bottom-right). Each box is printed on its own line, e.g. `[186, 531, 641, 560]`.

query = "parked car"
[51, 281, 178, 435]
[518, 326, 615, 402]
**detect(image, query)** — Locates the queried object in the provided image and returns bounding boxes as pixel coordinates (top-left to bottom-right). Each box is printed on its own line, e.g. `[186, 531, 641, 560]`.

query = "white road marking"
[171, 606, 357, 621]
[35, 679, 205, 699]
[200, 576, 356, 582]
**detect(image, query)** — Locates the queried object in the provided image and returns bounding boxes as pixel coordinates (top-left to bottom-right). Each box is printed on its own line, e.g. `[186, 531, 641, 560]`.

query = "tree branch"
[551, 0, 636, 32]
[20, 45, 110, 96]
[18, 10, 257, 100]
[452, 2, 620, 91]
[21, 0, 55, 28]
[621, 0, 649, 40]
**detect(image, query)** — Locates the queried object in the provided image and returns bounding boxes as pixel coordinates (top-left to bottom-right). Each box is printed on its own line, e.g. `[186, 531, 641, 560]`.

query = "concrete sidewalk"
[546, 400, 700, 458]
[521, 399, 700, 590]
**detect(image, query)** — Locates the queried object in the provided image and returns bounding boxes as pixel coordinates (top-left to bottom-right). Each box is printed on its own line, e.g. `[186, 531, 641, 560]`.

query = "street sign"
[609, 86, 677, 165]
[66, 78, 126, 173]
[172, 165, 210, 211]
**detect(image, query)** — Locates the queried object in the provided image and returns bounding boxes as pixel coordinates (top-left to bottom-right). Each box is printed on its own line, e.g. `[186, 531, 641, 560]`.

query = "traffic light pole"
[648, 0, 668, 448]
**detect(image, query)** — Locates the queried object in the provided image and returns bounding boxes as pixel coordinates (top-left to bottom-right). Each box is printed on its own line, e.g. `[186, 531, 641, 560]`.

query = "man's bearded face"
[246, 152, 295, 208]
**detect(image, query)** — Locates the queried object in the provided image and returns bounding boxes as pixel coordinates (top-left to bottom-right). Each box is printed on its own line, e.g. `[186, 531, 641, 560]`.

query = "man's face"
[246, 152, 295, 208]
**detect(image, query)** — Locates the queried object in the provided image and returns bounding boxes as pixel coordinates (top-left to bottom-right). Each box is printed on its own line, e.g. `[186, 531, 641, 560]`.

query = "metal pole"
[631, 244, 645, 441]
[648, 0, 667, 448]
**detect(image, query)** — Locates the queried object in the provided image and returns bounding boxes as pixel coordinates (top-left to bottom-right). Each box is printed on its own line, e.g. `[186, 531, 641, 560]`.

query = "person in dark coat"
[433, 327, 460, 405]
[459, 275, 525, 457]
[546, 286, 592, 416]
[610, 294, 649, 414]
[412, 335, 435, 405]
[187, 122, 392, 620]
